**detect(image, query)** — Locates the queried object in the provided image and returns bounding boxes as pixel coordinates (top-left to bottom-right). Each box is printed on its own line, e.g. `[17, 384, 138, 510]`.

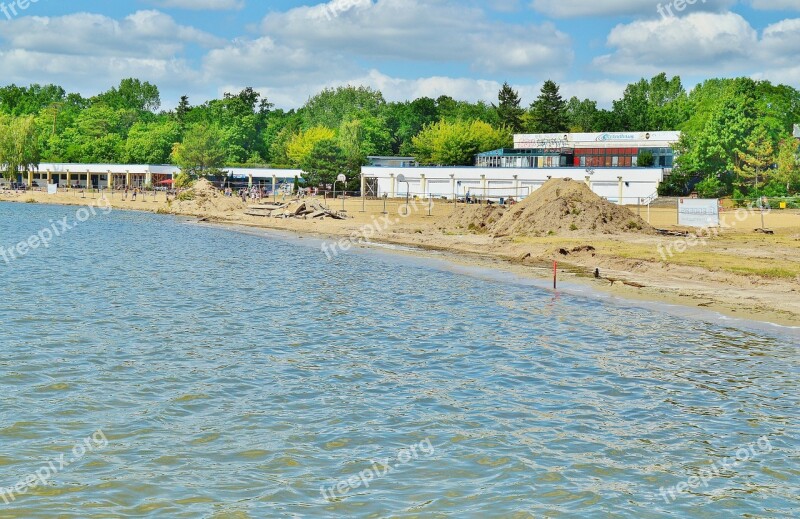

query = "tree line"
[0, 75, 798, 196]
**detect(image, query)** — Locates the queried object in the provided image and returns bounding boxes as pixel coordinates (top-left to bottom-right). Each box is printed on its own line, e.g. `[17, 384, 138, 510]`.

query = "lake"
[0, 201, 797, 518]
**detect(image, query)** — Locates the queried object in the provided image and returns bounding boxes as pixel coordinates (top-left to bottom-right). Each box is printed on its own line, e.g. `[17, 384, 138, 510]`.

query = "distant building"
[476, 131, 680, 169]
[367, 156, 418, 168]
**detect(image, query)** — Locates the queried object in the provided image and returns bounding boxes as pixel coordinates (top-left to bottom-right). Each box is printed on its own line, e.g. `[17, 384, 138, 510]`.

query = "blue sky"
[0, 0, 799, 109]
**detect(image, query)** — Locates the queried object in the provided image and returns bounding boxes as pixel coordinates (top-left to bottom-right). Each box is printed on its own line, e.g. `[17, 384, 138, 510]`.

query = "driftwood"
[246, 200, 349, 220]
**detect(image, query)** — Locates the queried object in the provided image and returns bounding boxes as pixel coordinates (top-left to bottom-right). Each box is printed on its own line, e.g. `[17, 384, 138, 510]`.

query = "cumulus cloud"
[259, 0, 573, 74]
[0, 11, 215, 98]
[594, 12, 758, 74]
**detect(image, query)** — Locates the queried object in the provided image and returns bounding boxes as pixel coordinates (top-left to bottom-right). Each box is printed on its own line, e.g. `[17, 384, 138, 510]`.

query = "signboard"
[794, 124, 799, 138]
[47, 183, 58, 195]
[678, 198, 719, 227]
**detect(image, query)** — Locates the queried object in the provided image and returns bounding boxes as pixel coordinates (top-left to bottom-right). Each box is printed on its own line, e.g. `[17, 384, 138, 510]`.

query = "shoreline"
[2, 190, 799, 328]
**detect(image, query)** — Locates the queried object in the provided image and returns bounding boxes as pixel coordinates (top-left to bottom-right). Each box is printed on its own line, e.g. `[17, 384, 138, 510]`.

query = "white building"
[19, 163, 303, 189]
[363, 166, 664, 205]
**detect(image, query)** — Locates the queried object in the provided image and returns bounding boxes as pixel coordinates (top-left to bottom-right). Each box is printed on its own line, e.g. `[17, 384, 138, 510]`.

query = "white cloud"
[260, 0, 573, 74]
[594, 12, 800, 93]
[594, 12, 758, 75]
[0, 11, 216, 99]
[530, 0, 735, 18]
[150, 0, 244, 10]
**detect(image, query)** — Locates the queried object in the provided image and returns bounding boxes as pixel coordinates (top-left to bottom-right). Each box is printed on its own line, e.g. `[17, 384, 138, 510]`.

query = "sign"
[47, 183, 58, 195]
[595, 133, 637, 142]
[678, 198, 719, 227]
[794, 124, 800, 138]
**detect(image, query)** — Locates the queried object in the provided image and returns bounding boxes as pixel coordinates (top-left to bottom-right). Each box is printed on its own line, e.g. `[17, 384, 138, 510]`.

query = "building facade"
[363, 166, 664, 204]
[476, 131, 679, 169]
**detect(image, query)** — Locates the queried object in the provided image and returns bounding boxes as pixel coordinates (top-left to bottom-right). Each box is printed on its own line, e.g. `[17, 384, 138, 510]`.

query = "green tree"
[775, 138, 800, 193]
[412, 120, 511, 165]
[300, 139, 347, 187]
[565, 97, 598, 132]
[302, 86, 385, 129]
[494, 82, 524, 132]
[638, 151, 655, 167]
[525, 80, 567, 133]
[611, 73, 687, 131]
[171, 123, 227, 177]
[0, 115, 40, 182]
[734, 125, 774, 191]
[286, 126, 336, 166]
[96, 78, 161, 113]
[124, 120, 180, 164]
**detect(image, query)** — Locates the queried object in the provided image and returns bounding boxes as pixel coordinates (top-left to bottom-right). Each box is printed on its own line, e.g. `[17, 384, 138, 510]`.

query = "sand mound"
[440, 204, 506, 233]
[170, 179, 247, 216]
[444, 178, 654, 236]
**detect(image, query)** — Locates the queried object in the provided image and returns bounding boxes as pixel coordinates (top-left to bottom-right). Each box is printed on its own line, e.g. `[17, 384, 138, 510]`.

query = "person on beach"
[132, 188, 137, 201]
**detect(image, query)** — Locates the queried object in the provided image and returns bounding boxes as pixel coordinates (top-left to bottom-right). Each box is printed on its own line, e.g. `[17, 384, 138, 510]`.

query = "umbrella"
[158, 179, 174, 185]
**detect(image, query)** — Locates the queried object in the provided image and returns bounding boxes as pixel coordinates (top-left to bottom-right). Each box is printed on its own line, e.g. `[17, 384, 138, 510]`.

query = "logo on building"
[595, 133, 637, 142]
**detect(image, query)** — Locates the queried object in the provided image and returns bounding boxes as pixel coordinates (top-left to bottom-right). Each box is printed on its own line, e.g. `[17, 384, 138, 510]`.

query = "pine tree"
[526, 80, 568, 134]
[494, 82, 524, 133]
[734, 125, 774, 191]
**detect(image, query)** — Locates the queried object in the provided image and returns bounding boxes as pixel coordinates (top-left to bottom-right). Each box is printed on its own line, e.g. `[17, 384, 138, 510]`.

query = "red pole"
[553, 261, 558, 289]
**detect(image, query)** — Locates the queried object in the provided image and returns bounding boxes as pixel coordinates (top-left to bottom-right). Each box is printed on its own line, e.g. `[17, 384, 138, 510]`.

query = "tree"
[494, 82, 524, 132]
[300, 139, 347, 186]
[412, 120, 511, 165]
[286, 126, 336, 166]
[638, 151, 655, 167]
[734, 125, 774, 191]
[175, 95, 191, 129]
[96, 78, 161, 113]
[525, 80, 567, 133]
[775, 138, 800, 193]
[302, 86, 385, 129]
[611, 73, 687, 131]
[0, 115, 40, 182]
[124, 120, 180, 164]
[171, 123, 227, 177]
[565, 97, 598, 132]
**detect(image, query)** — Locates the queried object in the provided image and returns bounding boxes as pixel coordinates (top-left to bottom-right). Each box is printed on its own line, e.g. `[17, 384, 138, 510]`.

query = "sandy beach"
[3, 184, 799, 327]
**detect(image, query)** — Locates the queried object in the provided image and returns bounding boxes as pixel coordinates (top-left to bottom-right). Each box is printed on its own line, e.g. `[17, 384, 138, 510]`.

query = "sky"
[0, 0, 798, 110]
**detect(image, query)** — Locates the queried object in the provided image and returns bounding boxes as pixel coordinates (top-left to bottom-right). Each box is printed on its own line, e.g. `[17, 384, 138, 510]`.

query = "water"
[0, 201, 798, 518]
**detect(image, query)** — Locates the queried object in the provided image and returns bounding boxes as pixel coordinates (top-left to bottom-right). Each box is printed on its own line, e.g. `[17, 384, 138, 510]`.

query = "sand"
[3, 183, 799, 327]
[443, 179, 654, 236]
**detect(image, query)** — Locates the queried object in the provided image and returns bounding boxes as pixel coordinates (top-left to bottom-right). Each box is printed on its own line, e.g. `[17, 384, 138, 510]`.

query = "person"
[123, 187, 128, 200]
[132, 188, 137, 201]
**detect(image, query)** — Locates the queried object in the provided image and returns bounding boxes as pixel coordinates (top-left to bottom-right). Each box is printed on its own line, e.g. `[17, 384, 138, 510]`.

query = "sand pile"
[440, 204, 505, 233]
[170, 179, 246, 216]
[444, 179, 654, 236]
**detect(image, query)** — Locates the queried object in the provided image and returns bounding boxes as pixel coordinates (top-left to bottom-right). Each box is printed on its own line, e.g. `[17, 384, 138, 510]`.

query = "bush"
[177, 190, 195, 201]
[174, 172, 195, 189]
[695, 175, 724, 198]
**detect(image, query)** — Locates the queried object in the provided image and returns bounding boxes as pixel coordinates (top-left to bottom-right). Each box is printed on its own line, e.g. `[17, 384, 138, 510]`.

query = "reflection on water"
[0, 202, 798, 518]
